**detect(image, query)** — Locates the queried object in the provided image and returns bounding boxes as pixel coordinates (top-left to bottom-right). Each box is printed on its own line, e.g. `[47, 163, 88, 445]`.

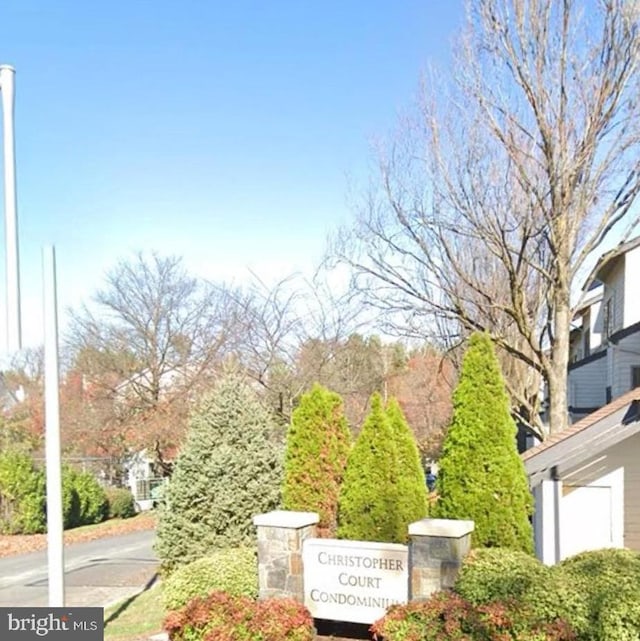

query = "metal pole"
[0, 65, 22, 352]
[43, 245, 64, 606]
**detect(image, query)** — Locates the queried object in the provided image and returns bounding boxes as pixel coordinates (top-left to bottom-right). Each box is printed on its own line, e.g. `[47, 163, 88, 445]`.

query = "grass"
[104, 580, 165, 641]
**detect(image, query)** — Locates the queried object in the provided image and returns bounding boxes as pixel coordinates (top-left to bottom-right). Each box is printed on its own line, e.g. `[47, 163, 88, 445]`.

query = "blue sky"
[0, 1, 464, 349]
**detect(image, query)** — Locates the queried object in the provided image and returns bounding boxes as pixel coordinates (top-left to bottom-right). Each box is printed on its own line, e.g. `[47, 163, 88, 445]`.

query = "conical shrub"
[386, 397, 428, 541]
[432, 333, 534, 553]
[283, 383, 350, 535]
[155, 372, 283, 570]
[337, 393, 401, 542]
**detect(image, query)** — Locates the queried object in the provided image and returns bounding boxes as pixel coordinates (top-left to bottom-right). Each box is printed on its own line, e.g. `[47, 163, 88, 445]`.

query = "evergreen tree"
[283, 383, 350, 535]
[155, 372, 283, 570]
[337, 393, 401, 542]
[386, 397, 428, 541]
[432, 333, 534, 553]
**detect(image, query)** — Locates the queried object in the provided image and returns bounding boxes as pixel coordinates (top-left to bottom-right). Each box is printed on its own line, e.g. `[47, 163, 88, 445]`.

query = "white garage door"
[560, 485, 612, 559]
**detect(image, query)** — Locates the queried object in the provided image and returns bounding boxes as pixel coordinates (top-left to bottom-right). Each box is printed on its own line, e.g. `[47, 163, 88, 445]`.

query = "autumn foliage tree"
[67, 253, 239, 471]
[283, 384, 350, 536]
[432, 333, 534, 553]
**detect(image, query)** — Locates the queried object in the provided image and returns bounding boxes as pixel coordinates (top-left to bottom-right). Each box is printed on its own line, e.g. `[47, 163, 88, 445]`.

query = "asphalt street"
[0, 529, 158, 608]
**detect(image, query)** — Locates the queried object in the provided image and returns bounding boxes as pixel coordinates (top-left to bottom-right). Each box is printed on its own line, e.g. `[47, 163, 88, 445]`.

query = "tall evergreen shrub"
[432, 332, 534, 553]
[283, 383, 350, 535]
[386, 398, 428, 541]
[156, 372, 283, 570]
[337, 393, 401, 542]
[0, 450, 46, 534]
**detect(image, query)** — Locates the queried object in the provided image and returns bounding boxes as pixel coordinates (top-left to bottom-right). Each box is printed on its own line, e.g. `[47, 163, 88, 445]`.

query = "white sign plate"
[302, 538, 408, 624]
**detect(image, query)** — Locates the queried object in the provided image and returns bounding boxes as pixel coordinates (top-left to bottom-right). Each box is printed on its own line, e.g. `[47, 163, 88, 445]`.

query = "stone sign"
[302, 538, 408, 624]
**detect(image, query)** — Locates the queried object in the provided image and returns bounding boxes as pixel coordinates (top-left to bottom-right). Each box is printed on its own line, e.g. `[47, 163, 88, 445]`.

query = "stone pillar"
[253, 510, 319, 602]
[408, 518, 474, 601]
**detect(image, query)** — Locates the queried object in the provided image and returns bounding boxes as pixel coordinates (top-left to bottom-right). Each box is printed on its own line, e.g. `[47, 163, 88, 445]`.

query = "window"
[632, 367, 640, 389]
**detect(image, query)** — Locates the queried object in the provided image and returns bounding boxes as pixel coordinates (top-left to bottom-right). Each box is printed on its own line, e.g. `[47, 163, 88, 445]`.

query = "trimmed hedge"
[164, 592, 314, 641]
[560, 548, 640, 640]
[455, 547, 589, 637]
[454, 546, 640, 641]
[163, 547, 258, 610]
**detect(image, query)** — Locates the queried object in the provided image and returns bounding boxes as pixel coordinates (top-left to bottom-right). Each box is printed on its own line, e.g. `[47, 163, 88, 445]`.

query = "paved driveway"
[0, 529, 158, 607]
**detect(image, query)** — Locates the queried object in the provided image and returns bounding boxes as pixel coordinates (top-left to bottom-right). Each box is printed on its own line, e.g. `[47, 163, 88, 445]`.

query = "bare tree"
[230, 272, 365, 419]
[67, 253, 239, 469]
[333, 0, 640, 436]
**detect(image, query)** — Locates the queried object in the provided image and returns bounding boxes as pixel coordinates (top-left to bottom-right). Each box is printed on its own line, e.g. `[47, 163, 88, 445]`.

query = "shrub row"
[371, 591, 575, 641]
[164, 591, 314, 641]
[337, 393, 428, 543]
[283, 384, 427, 545]
[0, 450, 135, 534]
[373, 547, 640, 641]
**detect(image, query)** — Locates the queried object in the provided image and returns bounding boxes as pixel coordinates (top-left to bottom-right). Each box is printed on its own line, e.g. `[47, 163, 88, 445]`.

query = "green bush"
[283, 383, 350, 536]
[74, 471, 108, 524]
[164, 592, 314, 641]
[455, 547, 589, 637]
[337, 393, 400, 542]
[62, 466, 81, 529]
[105, 487, 136, 519]
[455, 547, 548, 603]
[385, 397, 428, 542]
[432, 332, 534, 553]
[155, 372, 283, 570]
[561, 548, 640, 640]
[163, 547, 258, 610]
[370, 591, 575, 641]
[0, 451, 46, 534]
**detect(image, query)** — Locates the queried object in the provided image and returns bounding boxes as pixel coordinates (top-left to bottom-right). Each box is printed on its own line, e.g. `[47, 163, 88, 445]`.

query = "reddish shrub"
[164, 591, 314, 641]
[370, 591, 575, 641]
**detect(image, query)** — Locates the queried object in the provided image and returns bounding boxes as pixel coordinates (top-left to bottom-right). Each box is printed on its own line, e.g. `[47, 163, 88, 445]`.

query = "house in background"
[568, 236, 640, 421]
[524, 387, 640, 563]
[526, 236, 640, 564]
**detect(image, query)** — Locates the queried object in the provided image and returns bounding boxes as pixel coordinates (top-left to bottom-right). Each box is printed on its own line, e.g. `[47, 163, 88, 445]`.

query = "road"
[0, 530, 158, 608]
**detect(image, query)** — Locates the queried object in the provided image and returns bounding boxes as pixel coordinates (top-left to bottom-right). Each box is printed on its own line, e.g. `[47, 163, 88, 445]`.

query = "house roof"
[524, 386, 640, 486]
[573, 283, 603, 316]
[582, 236, 640, 291]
